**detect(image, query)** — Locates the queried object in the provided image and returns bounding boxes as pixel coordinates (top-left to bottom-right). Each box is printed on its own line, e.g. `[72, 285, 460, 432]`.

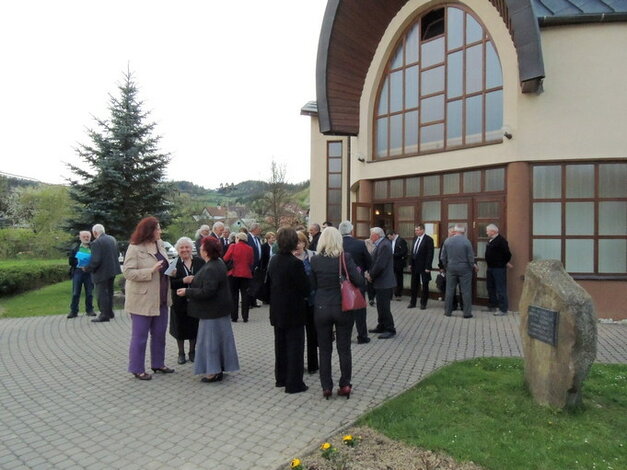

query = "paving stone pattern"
[1, 301, 625, 470]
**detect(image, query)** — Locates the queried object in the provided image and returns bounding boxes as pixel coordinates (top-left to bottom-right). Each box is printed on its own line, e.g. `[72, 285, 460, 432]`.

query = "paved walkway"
[1, 301, 625, 470]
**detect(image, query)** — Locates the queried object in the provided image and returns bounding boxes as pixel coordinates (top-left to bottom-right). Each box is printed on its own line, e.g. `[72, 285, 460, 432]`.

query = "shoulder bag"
[340, 253, 366, 312]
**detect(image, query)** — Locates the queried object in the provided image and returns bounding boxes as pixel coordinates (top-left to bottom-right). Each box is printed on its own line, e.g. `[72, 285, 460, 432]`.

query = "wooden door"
[473, 197, 505, 302]
[352, 203, 372, 239]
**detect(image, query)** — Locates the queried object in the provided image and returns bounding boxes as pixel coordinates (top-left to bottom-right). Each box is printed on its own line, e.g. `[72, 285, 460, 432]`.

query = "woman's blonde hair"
[236, 232, 248, 242]
[316, 227, 344, 258]
[296, 231, 309, 248]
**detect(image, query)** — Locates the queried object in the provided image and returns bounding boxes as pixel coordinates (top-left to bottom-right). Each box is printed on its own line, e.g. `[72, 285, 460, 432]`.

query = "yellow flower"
[343, 435, 353, 442]
[290, 458, 301, 468]
[321, 442, 332, 450]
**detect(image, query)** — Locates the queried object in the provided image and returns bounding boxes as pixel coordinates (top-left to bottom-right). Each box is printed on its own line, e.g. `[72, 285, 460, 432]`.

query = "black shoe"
[275, 382, 285, 387]
[151, 367, 175, 374]
[444, 313, 452, 317]
[493, 311, 508, 316]
[285, 385, 309, 394]
[378, 331, 396, 339]
[463, 314, 474, 319]
[67, 312, 78, 319]
[243, 318, 248, 323]
[91, 316, 109, 322]
[177, 353, 186, 365]
[419, 305, 427, 310]
[85, 311, 96, 317]
[308, 368, 319, 374]
[201, 372, 223, 383]
[109, 312, 115, 319]
[407, 304, 416, 309]
[357, 337, 371, 344]
[188, 352, 195, 362]
[368, 327, 385, 333]
[232, 319, 238, 322]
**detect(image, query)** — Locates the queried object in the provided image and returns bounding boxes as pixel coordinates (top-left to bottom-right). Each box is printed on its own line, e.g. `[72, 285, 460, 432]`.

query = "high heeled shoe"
[201, 372, 223, 383]
[322, 389, 332, 400]
[337, 385, 352, 399]
[151, 367, 175, 374]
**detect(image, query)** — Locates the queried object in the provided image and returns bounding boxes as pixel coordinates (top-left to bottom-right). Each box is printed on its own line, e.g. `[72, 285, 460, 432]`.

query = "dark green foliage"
[0, 259, 67, 296]
[66, 70, 172, 247]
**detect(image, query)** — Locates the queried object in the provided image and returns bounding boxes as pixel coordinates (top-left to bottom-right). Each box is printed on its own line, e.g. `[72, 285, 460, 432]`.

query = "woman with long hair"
[123, 217, 174, 380]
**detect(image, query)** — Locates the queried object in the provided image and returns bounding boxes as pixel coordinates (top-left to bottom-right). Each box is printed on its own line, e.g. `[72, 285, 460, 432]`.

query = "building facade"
[302, 0, 627, 319]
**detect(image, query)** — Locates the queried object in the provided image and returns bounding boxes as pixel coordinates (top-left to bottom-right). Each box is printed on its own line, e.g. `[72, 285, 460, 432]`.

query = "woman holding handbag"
[311, 227, 364, 400]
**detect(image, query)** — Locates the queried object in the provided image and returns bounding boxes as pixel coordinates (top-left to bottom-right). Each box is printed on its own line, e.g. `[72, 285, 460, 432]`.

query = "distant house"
[193, 206, 228, 223]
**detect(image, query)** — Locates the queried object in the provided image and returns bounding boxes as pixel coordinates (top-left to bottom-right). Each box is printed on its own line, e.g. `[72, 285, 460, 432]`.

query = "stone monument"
[519, 260, 597, 408]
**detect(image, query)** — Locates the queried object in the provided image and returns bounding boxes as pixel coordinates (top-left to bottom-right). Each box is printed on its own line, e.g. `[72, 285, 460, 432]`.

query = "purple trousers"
[128, 305, 168, 374]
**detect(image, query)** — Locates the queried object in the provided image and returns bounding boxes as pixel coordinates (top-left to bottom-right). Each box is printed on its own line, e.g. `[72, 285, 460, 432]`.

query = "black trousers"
[314, 304, 354, 391]
[273, 325, 306, 393]
[487, 267, 508, 313]
[229, 276, 250, 321]
[393, 265, 404, 297]
[375, 287, 395, 333]
[95, 277, 115, 318]
[305, 304, 318, 373]
[409, 269, 431, 307]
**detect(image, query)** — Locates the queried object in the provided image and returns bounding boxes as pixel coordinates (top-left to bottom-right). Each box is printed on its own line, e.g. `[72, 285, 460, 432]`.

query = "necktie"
[414, 237, 421, 255]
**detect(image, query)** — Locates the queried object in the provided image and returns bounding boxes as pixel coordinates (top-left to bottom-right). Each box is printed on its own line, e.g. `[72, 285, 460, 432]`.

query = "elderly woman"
[293, 230, 318, 374]
[169, 237, 204, 364]
[266, 227, 311, 394]
[194, 224, 211, 255]
[223, 232, 254, 322]
[123, 217, 174, 381]
[311, 227, 364, 399]
[177, 236, 239, 383]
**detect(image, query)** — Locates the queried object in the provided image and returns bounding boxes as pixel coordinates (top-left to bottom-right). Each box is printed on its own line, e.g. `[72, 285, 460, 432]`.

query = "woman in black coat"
[169, 237, 204, 364]
[176, 236, 239, 383]
[311, 227, 364, 400]
[266, 227, 311, 394]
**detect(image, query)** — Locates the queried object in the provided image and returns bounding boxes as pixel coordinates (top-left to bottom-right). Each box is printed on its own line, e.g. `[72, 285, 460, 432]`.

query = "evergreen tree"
[66, 70, 172, 247]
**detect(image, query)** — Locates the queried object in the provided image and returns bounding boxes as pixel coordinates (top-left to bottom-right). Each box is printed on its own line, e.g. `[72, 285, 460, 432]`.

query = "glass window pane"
[391, 42, 403, 69]
[599, 240, 627, 273]
[476, 279, 489, 299]
[328, 142, 342, 157]
[423, 175, 440, 196]
[533, 202, 562, 236]
[398, 205, 414, 220]
[565, 239, 594, 273]
[421, 66, 444, 95]
[328, 189, 342, 205]
[422, 200, 441, 220]
[390, 114, 403, 156]
[463, 170, 481, 193]
[446, 99, 463, 147]
[327, 205, 341, 224]
[356, 206, 369, 220]
[476, 260, 487, 278]
[376, 118, 388, 158]
[377, 78, 388, 115]
[406, 177, 420, 197]
[465, 95, 483, 144]
[328, 173, 341, 189]
[486, 41, 502, 89]
[477, 240, 487, 258]
[533, 166, 562, 198]
[448, 203, 468, 219]
[405, 65, 419, 109]
[443, 173, 460, 194]
[390, 179, 404, 198]
[421, 36, 445, 68]
[328, 158, 341, 173]
[485, 168, 504, 191]
[599, 163, 627, 197]
[485, 90, 503, 141]
[356, 222, 369, 238]
[420, 123, 444, 151]
[447, 50, 463, 98]
[599, 201, 627, 235]
[466, 13, 483, 44]
[421, 94, 444, 123]
[447, 7, 464, 50]
[466, 44, 483, 94]
[566, 165, 594, 198]
[533, 239, 561, 261]
[565, 202, 594, 235]
[404, 110, 419, 154]
[406, 24, 419, 64]
[374, 181, 388, 200]
[477, 201, 500, 218]
[390, 71, 403, 113]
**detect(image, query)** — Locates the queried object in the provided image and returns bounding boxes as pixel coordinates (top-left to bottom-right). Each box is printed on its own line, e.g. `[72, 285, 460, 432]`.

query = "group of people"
[67, 216, 511, 399]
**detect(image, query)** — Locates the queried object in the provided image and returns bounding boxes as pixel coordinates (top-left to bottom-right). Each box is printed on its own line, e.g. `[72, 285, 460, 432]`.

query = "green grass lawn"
[0, 280, 73, 318]
[0, 258, 65, 269]
[360, 358, 627, 470]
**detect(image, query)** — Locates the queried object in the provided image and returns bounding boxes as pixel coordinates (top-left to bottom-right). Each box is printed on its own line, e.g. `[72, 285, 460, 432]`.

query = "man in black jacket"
[339, 220, 372, 344]
[87, 224, 122, 323]
[484, 224, 512, 316]
[408, 224, 434, 310]
[387, 229, 408, 300]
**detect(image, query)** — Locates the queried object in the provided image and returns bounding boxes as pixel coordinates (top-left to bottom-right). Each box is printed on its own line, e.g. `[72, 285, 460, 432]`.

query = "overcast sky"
[0, 0, 326, 189]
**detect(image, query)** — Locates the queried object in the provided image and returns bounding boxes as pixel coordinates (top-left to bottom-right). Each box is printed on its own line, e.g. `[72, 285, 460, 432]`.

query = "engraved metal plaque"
[528, 305, 559, 346]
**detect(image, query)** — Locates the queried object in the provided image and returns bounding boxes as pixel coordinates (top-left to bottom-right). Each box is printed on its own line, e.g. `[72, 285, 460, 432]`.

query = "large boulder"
[519, 260, 597, 408]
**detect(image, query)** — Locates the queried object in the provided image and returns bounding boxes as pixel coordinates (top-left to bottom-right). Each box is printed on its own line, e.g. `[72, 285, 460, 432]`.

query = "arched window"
[374, 6, 503, 159]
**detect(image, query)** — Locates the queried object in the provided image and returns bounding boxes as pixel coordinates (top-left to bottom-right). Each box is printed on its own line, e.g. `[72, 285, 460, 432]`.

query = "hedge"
[0, 260, 69, 297]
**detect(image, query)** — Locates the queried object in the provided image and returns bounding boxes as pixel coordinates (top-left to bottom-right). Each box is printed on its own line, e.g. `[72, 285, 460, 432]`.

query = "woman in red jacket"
[223, 232, 254, 322]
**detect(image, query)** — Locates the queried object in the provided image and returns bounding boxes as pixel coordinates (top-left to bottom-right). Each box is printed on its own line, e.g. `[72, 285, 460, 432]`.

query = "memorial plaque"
[528, 305, 559, 346]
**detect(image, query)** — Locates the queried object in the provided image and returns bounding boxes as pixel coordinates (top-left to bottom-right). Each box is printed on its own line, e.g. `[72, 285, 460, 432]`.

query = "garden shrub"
[0, 261, 68, 296]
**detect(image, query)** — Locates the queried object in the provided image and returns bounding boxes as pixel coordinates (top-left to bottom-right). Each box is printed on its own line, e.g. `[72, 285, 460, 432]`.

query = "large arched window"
[375, 6, 503, 159]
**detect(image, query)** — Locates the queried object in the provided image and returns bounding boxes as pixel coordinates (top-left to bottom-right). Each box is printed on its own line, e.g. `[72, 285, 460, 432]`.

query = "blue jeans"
[487, 267, 508, 313]
[70, 269, 94, 314]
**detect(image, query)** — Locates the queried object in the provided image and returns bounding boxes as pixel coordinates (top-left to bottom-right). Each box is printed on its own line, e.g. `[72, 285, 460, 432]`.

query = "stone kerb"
[519, 260, 597, 408]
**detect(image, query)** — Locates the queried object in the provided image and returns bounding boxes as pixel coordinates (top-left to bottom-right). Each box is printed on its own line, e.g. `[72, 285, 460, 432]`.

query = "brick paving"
[0, 301, 625, 470]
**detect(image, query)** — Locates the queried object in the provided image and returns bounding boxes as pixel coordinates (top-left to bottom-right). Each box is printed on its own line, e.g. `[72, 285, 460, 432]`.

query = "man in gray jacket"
[366, 227, 397, 339]
[440, 225, 477, 318]
[87, 224, 122, 323]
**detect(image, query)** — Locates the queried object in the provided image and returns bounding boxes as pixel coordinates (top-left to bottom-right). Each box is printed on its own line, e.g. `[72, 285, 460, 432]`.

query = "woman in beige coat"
[123, 217, 174, 380]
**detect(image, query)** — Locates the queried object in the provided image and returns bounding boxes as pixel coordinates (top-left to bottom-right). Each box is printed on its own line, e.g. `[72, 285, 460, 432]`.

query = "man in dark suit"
[366, 227, 397, 339]
[308, 223, 321, 251]
[408, 224, 435, 310]
[387, 229, 408, 300]
[247, 222, 263, 307]
[221, 226, 231, 255]
[87, 224, 122, 323]
[210, 221, 226, 254]
[484, 223, 512, 316]
[339, 220, 372, 344]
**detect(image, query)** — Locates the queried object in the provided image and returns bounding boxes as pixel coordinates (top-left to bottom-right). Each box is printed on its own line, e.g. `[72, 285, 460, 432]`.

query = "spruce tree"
[66, 70, 172, 248]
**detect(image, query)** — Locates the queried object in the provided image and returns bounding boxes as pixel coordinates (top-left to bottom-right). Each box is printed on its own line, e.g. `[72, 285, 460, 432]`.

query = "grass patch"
[359, 358, 627, 470]
[0, 258, 66, 268]
[0, 280, 73, 318]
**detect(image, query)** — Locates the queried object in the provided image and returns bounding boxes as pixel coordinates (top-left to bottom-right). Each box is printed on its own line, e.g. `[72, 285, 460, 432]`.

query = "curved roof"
[316, 0, 627, 135]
